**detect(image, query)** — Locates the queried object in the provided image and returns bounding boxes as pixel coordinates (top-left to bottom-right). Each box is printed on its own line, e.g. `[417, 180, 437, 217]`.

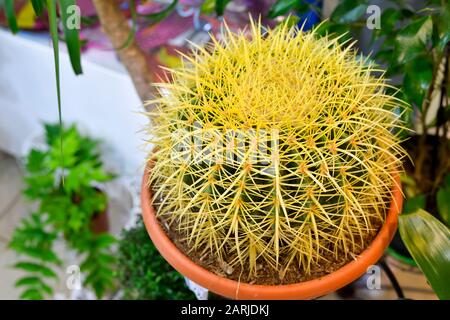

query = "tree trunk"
[91, 0, 154, 103]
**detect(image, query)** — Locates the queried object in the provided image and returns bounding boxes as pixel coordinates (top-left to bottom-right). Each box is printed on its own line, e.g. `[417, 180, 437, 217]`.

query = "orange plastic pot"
[141, 167, 402, 300]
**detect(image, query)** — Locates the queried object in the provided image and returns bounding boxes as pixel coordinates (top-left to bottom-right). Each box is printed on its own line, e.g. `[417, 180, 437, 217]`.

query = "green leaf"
[59, 0, 83, 74]
[200, 0, 215, 14]
[378, 8, 400, 36]
[14, 247, 61, 264]
[215, 0, 231, 17]
[115, 0, 137, 50]
[399, 209, 450, 300]
[46, 0, 64, 178]
[26, 150, 47, 173]
[4, 0, 18, 34]
[437, 175, 450, 226]
[139, 0, 178, 23]
[31, 0, 44, 16]
[14, 262, 58, 279]
[15, 276, 45, 288]
[395, 16, 433, 64]
[268, 0, 298, 18]
[403, 193, 426, 214]
[433, 1, 450, 52]
[95, 234, 116, 249]
[403, 56, 433, 109]
[20, 288, 44, 300]
[331, 0, 367, 24]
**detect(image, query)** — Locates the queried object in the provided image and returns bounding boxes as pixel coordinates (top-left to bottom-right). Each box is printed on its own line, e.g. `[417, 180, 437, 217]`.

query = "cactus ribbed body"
[147, 21, 406, 277]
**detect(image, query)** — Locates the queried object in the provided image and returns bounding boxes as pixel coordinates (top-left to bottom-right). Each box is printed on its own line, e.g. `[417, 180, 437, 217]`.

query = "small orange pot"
[141, 167, 402, 300]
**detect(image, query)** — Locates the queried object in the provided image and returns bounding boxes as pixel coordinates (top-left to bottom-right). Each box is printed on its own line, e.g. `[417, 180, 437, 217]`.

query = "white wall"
[0, 29, 149, 176]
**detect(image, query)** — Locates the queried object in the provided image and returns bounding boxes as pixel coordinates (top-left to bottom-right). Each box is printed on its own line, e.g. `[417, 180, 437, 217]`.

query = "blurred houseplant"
[9, 123, 116, 299]
[269, 0, 449, 299]
[117, 217, 195, 300]
[141, 20, 406, 299]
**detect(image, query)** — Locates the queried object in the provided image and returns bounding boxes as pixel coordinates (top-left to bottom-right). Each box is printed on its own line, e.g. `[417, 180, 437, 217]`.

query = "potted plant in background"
[117, 217, 195, 300]
[9, 123, 117, 299]
[141, 20, 407, 299]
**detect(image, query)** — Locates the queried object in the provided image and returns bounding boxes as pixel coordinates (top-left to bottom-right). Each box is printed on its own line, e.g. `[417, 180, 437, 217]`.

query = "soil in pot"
[154, 198, 383, 286]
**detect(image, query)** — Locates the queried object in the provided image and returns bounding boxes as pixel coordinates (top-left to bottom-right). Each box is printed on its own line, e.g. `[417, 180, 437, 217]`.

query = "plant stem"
[379, 258, 405, 299]
[91, 0, 155, 104]
[414, 52, 442, 184]
[433, 44, 449, 191]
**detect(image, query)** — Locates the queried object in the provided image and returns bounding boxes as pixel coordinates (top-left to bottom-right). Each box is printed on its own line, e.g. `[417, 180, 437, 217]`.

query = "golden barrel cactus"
[147, 21, 406, 280]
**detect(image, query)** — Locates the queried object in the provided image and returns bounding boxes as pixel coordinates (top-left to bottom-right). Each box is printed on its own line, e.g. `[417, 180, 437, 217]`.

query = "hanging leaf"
[215, 0, 231, 17]
[46, 0, 64, 179]
[399, 209, 450, 300]
[116, 0, 138, 50]
[139, 0, 178, 23]
[4, 0, 19, 33]
[31, 0, 45, 16]
[59, 0, 83, 75]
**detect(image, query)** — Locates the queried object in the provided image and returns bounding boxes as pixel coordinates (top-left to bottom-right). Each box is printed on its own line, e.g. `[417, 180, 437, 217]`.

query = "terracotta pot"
[141, 167, 402, 300]
[90, 189, 109, 235]
[90, 209, 109, 235]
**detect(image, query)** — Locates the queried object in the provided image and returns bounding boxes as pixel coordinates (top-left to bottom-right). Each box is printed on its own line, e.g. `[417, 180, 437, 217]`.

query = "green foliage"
[269, 0, 448, 125]
[3, 0, 18, 33]
[399, 209, 450, 300]
[117, 218, 195, 300]
[268, 0, 320, 19]
[10, 123, 116, 299]
[437, 174, 450, 226]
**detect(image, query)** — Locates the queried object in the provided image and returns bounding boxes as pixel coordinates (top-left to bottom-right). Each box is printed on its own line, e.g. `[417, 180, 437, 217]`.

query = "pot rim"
[141, 166, 402, 300]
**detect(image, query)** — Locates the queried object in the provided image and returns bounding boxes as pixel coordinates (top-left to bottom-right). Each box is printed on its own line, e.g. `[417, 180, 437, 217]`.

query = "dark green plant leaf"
[95, 234, 117, 249]
[331, 0, 367, 24]
[46, 0, 64, 178]
[268, 0, 298, 18]
[399, 209, 450, 300]
[395, 16, 432, 64]
[15, 276, 45, 288]
[378, 8, 400, 36]
[432, 1, 450, 52]
[13, 246, 61, 264]
[26, 150, 47, 173]
[117, 218, 194, 299]
[403, 193, 426, 214]
[215, 0, 231, 17]
[4, 0, 18, 33]
[437, 174, 450, 226]
[59, 0, 83, 74]
[31, 0, 44, 16]
[20, 288, 44, 300]
[403, 55, 433, 109]
[14, 262, 58, 278]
